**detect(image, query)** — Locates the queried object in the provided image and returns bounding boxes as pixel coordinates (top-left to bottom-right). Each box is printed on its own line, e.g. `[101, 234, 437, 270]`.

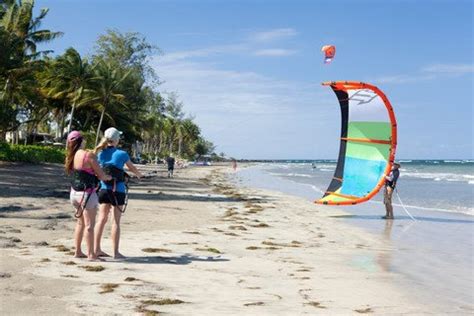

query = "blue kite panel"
[340, 157, 387, 197]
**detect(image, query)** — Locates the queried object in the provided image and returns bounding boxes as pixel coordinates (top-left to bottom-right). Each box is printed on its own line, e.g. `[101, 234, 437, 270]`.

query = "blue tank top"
[98, 147, 130, 193]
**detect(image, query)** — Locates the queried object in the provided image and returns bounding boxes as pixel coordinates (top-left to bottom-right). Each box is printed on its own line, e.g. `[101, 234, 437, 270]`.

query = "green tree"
[40, 48, 92, 136]
[0, 0, 62, 58]
[82, 60, 131, 146]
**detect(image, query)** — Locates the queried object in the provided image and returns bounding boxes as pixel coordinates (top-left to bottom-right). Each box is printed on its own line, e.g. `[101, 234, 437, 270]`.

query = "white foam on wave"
[402, 171, 474, 184]
[285, 173, 313, 178]
[368, 200, 474, 216]
[319, 168, 334, 172]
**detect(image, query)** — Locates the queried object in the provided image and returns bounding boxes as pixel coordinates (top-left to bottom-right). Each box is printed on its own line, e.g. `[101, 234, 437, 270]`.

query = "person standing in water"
[383, 162, 400, 219]
[94, 127, 142, 259]
[166, 154, 175, 178]
[65, 131, 111, 260]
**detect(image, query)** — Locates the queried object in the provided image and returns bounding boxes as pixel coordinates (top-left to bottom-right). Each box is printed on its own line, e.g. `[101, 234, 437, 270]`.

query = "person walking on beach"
[65, 131, 111, 260]
[232, 159, 237, 171]
[383, 162, 400, 219]
[94, 127, 142, 259]
[166, 154, 175, 178]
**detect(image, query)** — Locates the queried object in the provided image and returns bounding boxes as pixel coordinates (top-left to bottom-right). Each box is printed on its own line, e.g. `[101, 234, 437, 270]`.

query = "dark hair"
[64, 137, 83, 175]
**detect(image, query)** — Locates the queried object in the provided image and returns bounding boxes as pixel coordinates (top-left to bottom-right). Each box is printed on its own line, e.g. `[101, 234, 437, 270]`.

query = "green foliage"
[0, 4, 218, 160]
[0, 142, 65, 163]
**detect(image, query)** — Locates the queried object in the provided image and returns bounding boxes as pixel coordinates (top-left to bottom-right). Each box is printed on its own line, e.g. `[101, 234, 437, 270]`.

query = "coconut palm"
[0, 0, 62, 58]
[41, 48, 92, 136]
[82, 60, 131, 146]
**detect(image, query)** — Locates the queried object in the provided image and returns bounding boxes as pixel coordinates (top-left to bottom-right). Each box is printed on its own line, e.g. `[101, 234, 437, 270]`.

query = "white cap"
[104, 127, 122, 141]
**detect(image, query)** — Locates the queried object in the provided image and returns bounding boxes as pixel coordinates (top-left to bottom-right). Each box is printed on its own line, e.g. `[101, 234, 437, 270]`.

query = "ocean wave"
[401, 171, 474, 183]
[284, 173, 313, 178]
[319, 168, 335, 172]
[368, 200, 474, 216]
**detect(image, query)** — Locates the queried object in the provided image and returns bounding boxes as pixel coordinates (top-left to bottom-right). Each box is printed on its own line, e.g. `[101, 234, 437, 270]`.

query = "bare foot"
[114, 253, 126, 259]
[96, 251, 111, 257]
[74, 252, 87, 258]
[88, 256, 105, 262]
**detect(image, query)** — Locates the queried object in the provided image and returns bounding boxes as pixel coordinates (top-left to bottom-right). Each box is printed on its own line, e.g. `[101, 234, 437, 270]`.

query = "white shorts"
[70, 188, 99, 211]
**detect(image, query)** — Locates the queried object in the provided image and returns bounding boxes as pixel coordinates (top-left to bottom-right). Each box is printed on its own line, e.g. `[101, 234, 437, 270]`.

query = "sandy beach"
[0, 161, 444, 315]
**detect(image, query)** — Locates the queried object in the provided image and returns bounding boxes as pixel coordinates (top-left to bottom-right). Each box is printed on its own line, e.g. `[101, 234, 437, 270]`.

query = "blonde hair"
[94, 137, 117, 154]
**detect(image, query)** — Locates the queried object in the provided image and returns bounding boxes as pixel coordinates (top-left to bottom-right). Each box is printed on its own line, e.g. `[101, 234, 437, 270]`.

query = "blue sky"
[38, 0, 473, 159]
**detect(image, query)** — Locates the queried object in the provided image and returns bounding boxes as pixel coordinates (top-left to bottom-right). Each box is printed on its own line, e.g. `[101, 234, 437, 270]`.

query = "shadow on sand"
[121, 254, 230, 265]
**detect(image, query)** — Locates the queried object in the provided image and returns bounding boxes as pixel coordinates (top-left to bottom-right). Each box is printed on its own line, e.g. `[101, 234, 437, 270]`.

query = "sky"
[37, 0, 473, 159]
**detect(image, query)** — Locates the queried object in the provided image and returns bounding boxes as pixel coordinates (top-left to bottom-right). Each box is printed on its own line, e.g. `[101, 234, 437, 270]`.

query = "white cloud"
[151, 55, 335, 158]
[253, 49, 297, 57]
[422, 63, 474, 74]
[250, 28, 298, 42]
[373, 63, 473, 84]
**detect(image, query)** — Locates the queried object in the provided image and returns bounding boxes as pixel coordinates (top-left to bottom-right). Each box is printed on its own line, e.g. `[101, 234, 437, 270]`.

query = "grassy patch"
[142, 248, 172, 253]
[244, 302, 265, 306]
[246, 246, 260, 250]
[262, 241, 300, 248]
[99, 283, 119, 294]
[51, 245, 70, 252]
[228, 225, 247, 231]
[307, 301, 327, 309]
[80, 265, 105, 272]
[195, 247, 221, 254]
[250, 223, 270, 228]
[124, 277, 139, 282]
[61, 261, 76, 265]
[224, 232, 239, 236]
[141, 298, 185, 306]
[223, 210, 239, 217]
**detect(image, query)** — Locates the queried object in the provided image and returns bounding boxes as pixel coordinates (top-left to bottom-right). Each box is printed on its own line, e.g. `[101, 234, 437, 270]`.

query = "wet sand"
[0, 161, 436, 315]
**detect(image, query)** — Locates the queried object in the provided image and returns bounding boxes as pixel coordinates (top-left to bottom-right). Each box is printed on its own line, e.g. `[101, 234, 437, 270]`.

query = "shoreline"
[0, 162, 447, 314]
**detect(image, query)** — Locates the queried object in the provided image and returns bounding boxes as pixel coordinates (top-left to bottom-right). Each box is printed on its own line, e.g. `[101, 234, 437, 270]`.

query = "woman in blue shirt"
[94, 127, 143, 259]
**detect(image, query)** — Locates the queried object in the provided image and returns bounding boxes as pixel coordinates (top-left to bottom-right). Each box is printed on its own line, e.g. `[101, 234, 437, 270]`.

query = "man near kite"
[383, 162, 401, 219]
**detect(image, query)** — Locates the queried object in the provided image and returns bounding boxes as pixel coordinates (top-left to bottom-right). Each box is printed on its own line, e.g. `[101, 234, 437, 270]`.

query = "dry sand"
[0, 161, 434, 315]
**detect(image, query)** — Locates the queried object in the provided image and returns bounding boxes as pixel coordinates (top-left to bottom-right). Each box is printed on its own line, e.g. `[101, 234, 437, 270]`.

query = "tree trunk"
[66, 100, 77, 136]
[95, 106, 106, 146]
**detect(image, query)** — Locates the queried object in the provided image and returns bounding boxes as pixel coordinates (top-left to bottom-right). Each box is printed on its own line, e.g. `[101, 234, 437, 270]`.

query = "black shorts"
[98, 189, 126, 206]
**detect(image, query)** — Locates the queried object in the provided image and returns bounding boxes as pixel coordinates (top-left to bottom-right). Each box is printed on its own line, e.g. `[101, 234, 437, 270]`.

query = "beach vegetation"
[61, 261, 76, 265]
[0, 142, 64, 163]
[141, 248, 172, 253]
[141, 298, 185, 306]
[99, 283, 119, 294]
[195, 247, 221, 254]
[0, 1, 217, 162]
[124, 277, 139, 282]
[80, 265, 105, 272]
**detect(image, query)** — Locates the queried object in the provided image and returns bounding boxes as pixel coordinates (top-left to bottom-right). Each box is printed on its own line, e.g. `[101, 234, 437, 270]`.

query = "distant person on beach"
[232, 159, 237, 171]
[94, 127, 142, 259]
[65, 131, 111, 261]
[167, 154, 175, 178]
[383, 162, 400, 219]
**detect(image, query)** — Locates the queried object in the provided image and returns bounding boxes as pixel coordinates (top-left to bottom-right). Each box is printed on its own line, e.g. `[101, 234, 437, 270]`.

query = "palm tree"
[41, 48, 92, 137]
[1, 0, 62, 58]
[82, 60, 131, 146]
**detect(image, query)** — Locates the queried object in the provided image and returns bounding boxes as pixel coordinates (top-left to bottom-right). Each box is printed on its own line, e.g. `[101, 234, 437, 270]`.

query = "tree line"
[0, 0, 216, 161]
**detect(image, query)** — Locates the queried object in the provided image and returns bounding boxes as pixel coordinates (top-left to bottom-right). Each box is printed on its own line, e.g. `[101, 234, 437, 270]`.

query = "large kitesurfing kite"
[315, 81, 397, 206]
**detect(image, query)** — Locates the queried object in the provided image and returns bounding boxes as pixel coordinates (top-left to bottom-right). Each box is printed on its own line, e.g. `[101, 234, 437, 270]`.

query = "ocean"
[232, 160, 474, 312]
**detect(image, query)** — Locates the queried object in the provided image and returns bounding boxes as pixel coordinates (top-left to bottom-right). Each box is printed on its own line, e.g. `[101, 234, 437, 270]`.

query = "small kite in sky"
[321, 45, 336, 64]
